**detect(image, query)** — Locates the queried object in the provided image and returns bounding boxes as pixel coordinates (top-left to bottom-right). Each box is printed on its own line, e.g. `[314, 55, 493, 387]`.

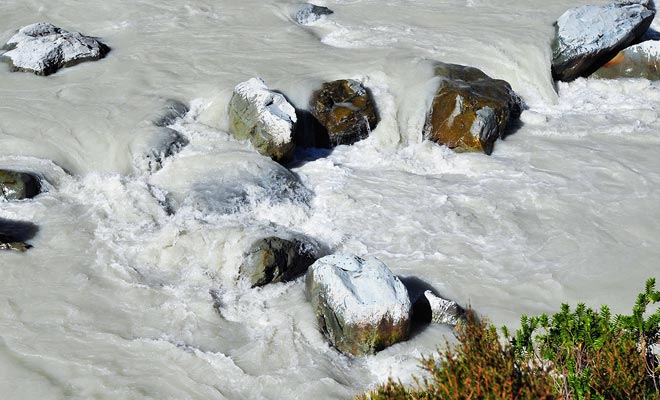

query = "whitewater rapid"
[2, 0, 660, 398]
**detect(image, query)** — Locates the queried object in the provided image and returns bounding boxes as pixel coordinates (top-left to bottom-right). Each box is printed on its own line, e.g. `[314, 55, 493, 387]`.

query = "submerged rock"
[552, 1, 655, 82]
[2, 22, 110, 76]
[295, 3, 334, 25]
[424, 63, 522, 155]
[240, 235, 323, 287]
[0, 170, 41, 200]
[305, 254, 411, 356]
[309, 79, 378, 147]
[229, 78, 297, 163]
[592, 40, 660, 80]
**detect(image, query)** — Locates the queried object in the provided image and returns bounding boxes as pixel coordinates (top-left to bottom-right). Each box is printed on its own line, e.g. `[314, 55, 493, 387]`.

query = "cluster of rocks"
[552, 0, 660, 81]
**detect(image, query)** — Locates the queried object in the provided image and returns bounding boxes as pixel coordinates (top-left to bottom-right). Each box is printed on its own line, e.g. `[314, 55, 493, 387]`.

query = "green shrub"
[360, 278, 660, 400]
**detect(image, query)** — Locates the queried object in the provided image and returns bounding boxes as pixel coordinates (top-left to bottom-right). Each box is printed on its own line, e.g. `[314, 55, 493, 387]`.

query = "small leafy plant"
[360, 278, 660, 400]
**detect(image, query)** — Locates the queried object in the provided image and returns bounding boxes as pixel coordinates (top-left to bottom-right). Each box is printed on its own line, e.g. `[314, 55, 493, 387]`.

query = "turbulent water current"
[2, 0, 660, 398]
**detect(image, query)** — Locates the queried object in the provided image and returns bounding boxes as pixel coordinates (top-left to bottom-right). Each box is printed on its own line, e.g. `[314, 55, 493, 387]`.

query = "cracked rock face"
[228, 78, 297, 163]
[305, 254, 411, 356]
[551, 1, 655, 82]
[424, 63, 522, 155]
[2, 22, 110, 76]
[309, 79, 378, 147]
[0, 170, 41, 201]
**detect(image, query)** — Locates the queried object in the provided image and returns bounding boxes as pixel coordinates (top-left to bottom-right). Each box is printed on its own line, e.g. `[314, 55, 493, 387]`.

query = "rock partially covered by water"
[412, 290, 466, 326]
[2, 22, 110, 76]
[552, 1, 655, 82]
[592, 40, 660, 80]
[424, 63, 522, 155]
[229, 78, 297, 163]
[309, 79, 378, 147]
[240, 235, 323, 287]
[305, 254, 411, 356]
[295, 3, 334, 25]
[0, 218, 38, 252]
[0, 170, 41, 200]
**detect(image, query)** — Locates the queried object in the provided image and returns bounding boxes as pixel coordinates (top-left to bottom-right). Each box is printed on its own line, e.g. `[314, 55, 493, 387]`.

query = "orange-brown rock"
[308, 79, 378, 147]
[424, 63, 522, 155]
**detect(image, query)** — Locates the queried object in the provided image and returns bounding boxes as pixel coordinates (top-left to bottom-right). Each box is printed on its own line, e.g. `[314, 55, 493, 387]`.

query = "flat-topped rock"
[592, 40, 660, 80]
[0, 170, 41, 200]
[229, 78, 297, 163]
[305, 254, 411, 355]
[2, 22, 110, 76]
[295, 3, 334, 25]
[240, 235, 322, 287]
[424, 63, 522, 155]
[309, 79, 378, 147]
[552, 2, 655, 81]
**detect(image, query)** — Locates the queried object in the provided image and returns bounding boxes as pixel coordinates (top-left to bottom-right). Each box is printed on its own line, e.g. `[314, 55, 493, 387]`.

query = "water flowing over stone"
[0, 170, 41, 200]
[592, 40, 660, 80]
[295, 3, 334, 25]
[424, 63, 522, 155]
[228, 78, 297, 163]
[551, 1, 655, 82]
[305, 254, 411, 356]
[2, 22, 109, 76]
[308, 79, 378, 147]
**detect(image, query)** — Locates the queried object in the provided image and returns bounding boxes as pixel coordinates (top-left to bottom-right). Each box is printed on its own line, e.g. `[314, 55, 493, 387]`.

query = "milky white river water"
[2, 0, 660, 398]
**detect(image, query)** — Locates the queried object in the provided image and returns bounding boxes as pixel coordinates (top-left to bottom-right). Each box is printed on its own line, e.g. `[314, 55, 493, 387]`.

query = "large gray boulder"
[2, 22, 110, 76]
[295, 3, 334, 25]
[240, 235, 323, 287]
[305, 254, 411, 356]
[424, 63, 522, 155]
[552, 1, 655, 82]
[0, 170, 41, 200]
[309, 79, 378, 147]
[592, 40, 660, 80]
[228, 78, 297, 163]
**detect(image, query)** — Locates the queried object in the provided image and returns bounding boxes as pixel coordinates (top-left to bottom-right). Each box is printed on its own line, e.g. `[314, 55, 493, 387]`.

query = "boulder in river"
[0, 170, 41, 200]
[412, 290, 466, 326]
[424, 63, 522, 155]
[309, 79, 378, 147]
[229, 78, 297, 163]
[551, 1, 655, 82]
[240, 235, 323, 287]
[305, 254, 411, 356]
[295, 3, 334, 25]
[2, 22, 110, 76]
[592, 40, 660, 80]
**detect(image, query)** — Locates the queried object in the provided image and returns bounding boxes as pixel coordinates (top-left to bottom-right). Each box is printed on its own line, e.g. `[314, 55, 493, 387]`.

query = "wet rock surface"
[309, 79, 378, 147]
[305, 254, 411, 356]
[2, 22, 110, 76]
[0, 170, 41, 200]
[424, 63, 522, 155]
[592, 40, 660, 80]
[552, 1, 655, 82]
[229, 78, 297, 163]
[295, 3, 334, 25]
[240, 235, 323, 287]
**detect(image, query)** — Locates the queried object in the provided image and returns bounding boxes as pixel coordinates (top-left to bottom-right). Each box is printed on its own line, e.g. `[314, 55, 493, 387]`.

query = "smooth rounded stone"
[424, 63, 522, 155]
[592, 40, 660, 80]
[240, 235, 323, 287]
[305, 254, 411, 356]
[229, 78, 297, 163]
[411, 290, 466, 326]
[309, 79, 378, 147]
[0, 170, 41, 200]
[2, 22, 110, 76]
[294, 3, 334, 25]
[551, 1, 655, 82]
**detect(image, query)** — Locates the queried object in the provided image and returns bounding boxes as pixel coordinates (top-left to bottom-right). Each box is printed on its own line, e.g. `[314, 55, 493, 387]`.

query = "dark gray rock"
[552, 1, 655, 82]
[295, 3, 334, 25]
[308, 79, 378, 147]
[240, 235, 323, 287]
[424, 62, 522, 155]
[0, 218, 38, 252]
[2, 22, 110, 76]
[0, 170, 41, 200]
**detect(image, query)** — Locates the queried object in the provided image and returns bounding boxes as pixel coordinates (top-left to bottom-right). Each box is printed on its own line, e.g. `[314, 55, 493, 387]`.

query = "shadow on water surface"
[400, 276, 460, 341]
[0, 217, 39, 243]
